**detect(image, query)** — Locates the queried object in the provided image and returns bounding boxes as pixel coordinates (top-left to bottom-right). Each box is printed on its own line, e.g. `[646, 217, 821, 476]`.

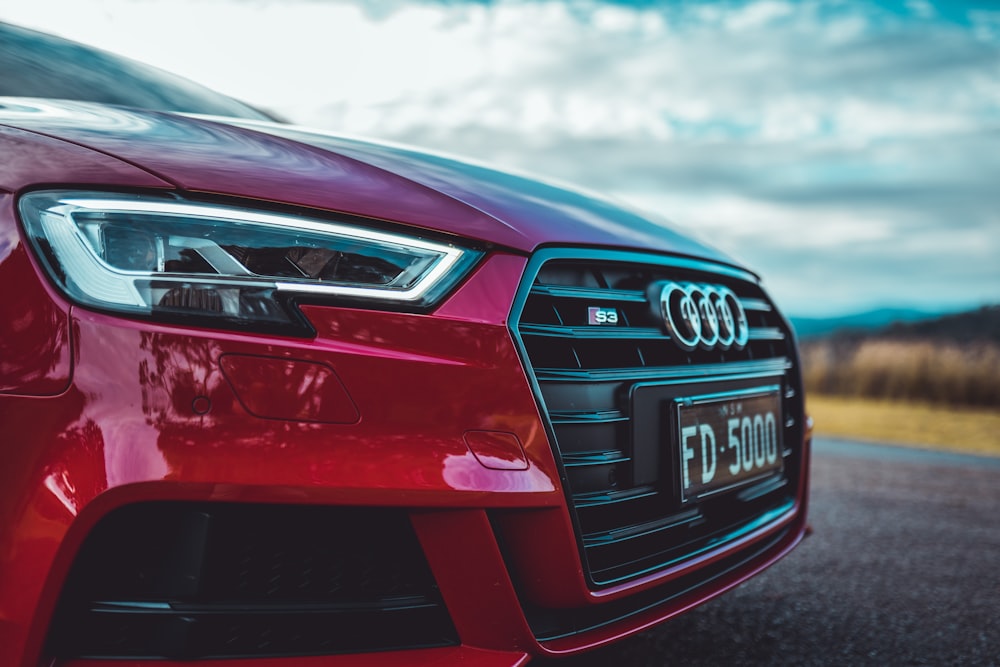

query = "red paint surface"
[220, 354, 360, 424]
[0, 124, 170, 192]
[0, 201, 71, 395]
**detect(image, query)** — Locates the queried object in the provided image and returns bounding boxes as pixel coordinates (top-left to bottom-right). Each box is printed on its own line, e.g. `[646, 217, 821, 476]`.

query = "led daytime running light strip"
[57, 197, 466, 303]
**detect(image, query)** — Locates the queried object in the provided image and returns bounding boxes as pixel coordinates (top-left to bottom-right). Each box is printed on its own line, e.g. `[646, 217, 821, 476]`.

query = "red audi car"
[0, 23, 810, 667]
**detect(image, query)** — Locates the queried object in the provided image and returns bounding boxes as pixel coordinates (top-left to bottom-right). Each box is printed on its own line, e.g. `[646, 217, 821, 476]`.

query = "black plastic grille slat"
[562, 450, 630, 466]
[749, 327, 786, 341]
[521, 324, 667, 339]
[533, 358, 791, 382]
[513, 255, 804, 587]
[530, 285, 649, 302]
[48, 503, 457, 659]
[548, 410, 627, 423]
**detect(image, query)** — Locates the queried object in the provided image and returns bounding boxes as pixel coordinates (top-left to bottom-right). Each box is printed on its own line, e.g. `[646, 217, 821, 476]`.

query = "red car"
[0, 23, 810, 667]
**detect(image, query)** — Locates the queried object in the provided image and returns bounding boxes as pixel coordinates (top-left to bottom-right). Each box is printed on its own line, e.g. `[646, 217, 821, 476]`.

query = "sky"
[2, 0, 998, 317]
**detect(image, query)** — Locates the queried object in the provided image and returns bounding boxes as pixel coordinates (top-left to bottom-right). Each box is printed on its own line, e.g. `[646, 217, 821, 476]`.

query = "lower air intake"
[47, 503, 457, 659]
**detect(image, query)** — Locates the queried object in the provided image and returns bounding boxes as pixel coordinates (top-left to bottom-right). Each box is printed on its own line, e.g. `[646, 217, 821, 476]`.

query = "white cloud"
[906, 0, 936, 20]
[970, 9, 1000, 42]
[623, 193, 897, 250]
[722, 0, 794, 31]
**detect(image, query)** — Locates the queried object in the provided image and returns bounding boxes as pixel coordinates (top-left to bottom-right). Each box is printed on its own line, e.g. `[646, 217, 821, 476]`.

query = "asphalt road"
[542, 438, 1000, 666]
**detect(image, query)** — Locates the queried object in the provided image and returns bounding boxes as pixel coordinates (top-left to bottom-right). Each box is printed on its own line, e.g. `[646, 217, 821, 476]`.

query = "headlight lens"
[19, 191, 481, 332]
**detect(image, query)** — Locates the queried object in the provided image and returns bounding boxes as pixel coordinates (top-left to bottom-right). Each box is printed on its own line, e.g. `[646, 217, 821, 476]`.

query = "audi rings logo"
[648, 281, 749, 352]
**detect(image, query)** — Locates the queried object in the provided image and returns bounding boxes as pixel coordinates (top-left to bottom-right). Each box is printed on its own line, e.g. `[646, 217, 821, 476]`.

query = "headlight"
[19, 191, 481, 333]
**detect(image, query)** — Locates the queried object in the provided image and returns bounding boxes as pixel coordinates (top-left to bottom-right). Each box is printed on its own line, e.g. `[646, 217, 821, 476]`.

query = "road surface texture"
[540, 438, 1000, 666]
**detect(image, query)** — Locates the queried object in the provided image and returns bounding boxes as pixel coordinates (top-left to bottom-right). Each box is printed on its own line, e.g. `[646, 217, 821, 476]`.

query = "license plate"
[675, 387, 783, 502]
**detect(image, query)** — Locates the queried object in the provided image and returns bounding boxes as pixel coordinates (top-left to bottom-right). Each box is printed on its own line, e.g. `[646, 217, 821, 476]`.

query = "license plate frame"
[674, 386, 784, 503]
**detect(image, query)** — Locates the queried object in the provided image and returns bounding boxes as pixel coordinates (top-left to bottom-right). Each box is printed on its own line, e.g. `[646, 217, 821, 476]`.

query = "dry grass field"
[801, 339, 1000, 408]
[806, 395, 1000, 456]
[800, 330, 1000, 455]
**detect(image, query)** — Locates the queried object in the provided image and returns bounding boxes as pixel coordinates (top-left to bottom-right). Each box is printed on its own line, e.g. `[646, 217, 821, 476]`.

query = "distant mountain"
[790, 308, 939, 339]
[878, 305, 1000, 344]
[793, 305, 1000, 343]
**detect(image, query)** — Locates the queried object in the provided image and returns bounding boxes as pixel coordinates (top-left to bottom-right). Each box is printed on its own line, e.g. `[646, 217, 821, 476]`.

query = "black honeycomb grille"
[47, 503, 457, 659]
[512, 252, 804, 587]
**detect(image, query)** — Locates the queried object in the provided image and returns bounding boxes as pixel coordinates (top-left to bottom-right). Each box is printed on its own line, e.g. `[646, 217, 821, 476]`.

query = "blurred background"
[2, 0, 998, 450]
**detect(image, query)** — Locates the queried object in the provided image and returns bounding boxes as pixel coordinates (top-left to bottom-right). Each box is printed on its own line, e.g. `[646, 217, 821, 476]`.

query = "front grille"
[511, 250, 804, 587]
[47, 503, 457, 659]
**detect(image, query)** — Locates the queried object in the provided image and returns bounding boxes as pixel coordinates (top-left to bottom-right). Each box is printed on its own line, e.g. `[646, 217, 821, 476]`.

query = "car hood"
[0, 98, 736, 265]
